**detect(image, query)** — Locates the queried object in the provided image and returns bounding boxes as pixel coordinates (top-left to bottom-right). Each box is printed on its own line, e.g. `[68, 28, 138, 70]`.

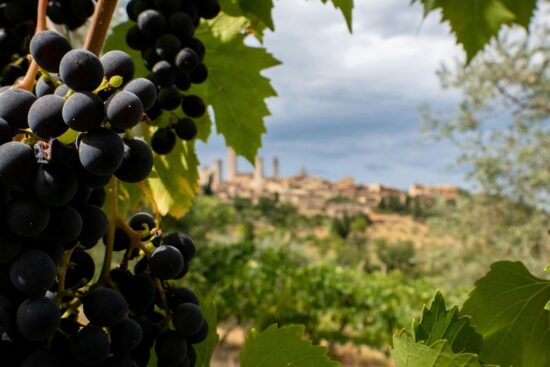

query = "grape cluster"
[0, 30, 207, 366]
[0, 0, 97, 86]
[125, 0, 220, 155]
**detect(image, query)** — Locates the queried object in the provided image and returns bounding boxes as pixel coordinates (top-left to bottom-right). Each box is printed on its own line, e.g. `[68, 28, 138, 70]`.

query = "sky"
[195, 0, 469, 189]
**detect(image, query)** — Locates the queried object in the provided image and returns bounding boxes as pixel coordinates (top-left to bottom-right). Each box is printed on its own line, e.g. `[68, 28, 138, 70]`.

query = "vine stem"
[98, 177, 118, 285]
[84, 0, 119, 56]
[14, 0, 48, 91]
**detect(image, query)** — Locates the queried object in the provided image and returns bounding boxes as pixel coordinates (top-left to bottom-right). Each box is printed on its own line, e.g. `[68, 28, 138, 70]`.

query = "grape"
[175, 73, 191, 91]
[174, 117, 198, 141]
[142, 47, 162, 69]
[155, 0, 182, 12]
[45, 205, 83, 244]
[64, 249, 95, 290]
[181, 95, 206, 118]
[59, 49, 104, 92]
[21, 349, 61, 367]
[78, 128, 124, 176]
[152, 60, 178, 87]
[119, 274, 156, 314]
[158, 86, 182, 110]
[88, 187, 106, 207]
[54, 84, 70, 97]
[110, 318, 143, 352]
[187, 344, 197, 366]
[79, 205, 108, 247]
[101, 50, 136, 84]
[83, 287, 128, 326]
[0, 230, 22, 264]
[105, 91, 144, 130]
[124, 78, 158, 111]
[0, 88, 37, 128]
[70, 326, 111, 364]
[151, 128, 176, 155]
[127, 0, 152, 21]
[190, 63, 208, 84]
[129, 212, 156, 233]
[184, 38, 206, 61]
[164, 232, 196, 261]
[138, 9, 167, 37]
[0, 295, 13, 333]
[74, 157, 112, 189]
[155, 330, 188, 367]
[0, 118, 14, 145]
[100, 353, 133, 367]
[175, 48, 199, 73]
[10, 250, 56, 296]
[63, 92, 105, 132]
[16, 297, 60, 341]
[6, 197, 50, 238]
[169, 12, 195, 40]
[187, 320, 209, 344]
[156, 34, 181, 60]
[197, 0, 221, 19]
[166, 287, 200, 309]
[125, 25, 149, 51]
[0, 142, 35, 186]
[33, 162, 78, 206]
[26, 238, 65, 266]
[115, 138, 154, 183]
[35, 76, 59, 97]
[71, 0, 96, 20]
[173, 303, 204, 336]
[29, 31, 72, 73]
[150, 245, 184, 279]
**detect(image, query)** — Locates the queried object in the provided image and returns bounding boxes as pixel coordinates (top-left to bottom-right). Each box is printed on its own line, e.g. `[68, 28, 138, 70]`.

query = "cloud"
[197, 0, 469, 189]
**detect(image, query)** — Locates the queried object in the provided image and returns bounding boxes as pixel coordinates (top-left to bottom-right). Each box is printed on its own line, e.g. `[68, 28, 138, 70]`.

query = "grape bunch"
[125, 0, 220, 155]
[0, 30, 207, 366]
[0, 0, 97, 86]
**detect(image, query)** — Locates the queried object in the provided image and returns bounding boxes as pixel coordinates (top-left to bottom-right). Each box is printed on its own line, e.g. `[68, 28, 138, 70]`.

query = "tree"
[422, 9, 550, 206]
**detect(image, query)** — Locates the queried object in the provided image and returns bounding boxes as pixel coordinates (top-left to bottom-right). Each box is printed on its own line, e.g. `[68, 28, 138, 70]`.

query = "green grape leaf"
[461, 261, 550, 367]
[192, 14, 280, 163]
[194, 298, 220, 367]
[499, 0, 537, 28]
[321, 0, 353, 32]
[413, 291, 482, 354]
[436, 0, 515, 64]
[392, 332, 492, 367]
[240, 324, 340, 367]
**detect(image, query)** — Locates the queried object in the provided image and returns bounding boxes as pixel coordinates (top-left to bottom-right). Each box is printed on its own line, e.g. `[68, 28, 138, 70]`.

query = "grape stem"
[84, 0, 120, 56]
[98, 177, 118, 285]
[14, 0, 48, 91]
[55, 246, 77, 305]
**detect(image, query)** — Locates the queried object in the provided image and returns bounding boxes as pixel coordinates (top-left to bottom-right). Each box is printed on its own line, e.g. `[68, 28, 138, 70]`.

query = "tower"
[254, 156, 264, 185]
[227, 148, 237, 181]
[213, 159, 223, 186]
[273, 157, 280, 179]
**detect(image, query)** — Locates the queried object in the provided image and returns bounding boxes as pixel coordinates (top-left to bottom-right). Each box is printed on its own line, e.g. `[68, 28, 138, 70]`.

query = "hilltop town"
[199, 149, 461, 216]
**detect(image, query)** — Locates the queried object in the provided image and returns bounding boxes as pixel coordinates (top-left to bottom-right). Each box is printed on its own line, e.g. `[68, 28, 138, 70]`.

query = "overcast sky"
[196, 0, 469, 189]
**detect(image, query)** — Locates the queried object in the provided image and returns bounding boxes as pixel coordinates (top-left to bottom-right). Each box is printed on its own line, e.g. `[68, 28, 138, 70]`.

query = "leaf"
[218, 0, 353, 34]
[240, 324, 340, 367]
[148, 139, 200, 217]
[321, 0, 354, 32]
[194, 298, 220, 367]
[414, 291, 482, 354]
[499, 0, 537, 28]
[461, 261, 550, 367]
[192, 14, 280, 163]
[435, 0, 516, 64]
[392, 332, 492, 367]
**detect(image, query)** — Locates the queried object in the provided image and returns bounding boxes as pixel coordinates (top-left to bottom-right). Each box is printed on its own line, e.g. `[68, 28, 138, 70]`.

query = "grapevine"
[0, 0, 210, 366]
